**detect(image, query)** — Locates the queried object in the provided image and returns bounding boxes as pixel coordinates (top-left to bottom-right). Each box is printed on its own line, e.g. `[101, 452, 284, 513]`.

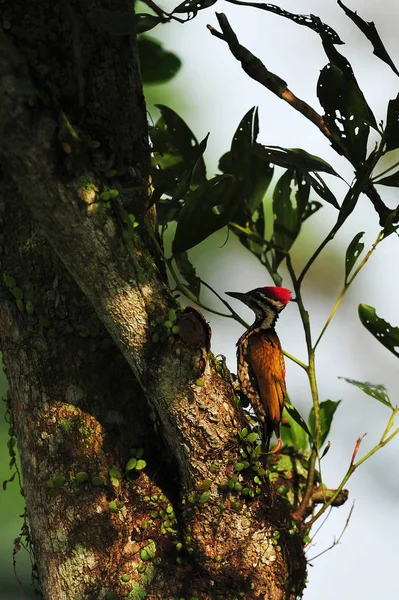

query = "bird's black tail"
[261, 420, 274, 454]
[261, 420, 280, 455]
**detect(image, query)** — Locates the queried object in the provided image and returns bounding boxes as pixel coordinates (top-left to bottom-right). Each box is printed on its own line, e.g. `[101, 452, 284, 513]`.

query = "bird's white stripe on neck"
[250, 296, 281, 330]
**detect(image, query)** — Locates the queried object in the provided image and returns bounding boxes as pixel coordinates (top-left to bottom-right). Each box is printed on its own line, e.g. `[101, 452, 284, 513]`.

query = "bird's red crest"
[255, 286, 292, 305]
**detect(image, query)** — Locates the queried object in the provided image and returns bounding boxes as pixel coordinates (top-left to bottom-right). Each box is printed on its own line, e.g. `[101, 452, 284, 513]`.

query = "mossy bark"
[0, 1, 306, 598]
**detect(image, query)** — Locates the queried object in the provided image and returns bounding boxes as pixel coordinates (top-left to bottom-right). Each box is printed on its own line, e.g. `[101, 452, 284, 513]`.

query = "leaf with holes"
[338, 1, 399, 77]
[170, 134, 209, 203]
[339, 377, 392, 409]
[228, 107, 274, 223]
[222, 3, 343, 44]
[172, 0, 218, 15]
[152, 105, 207, 178]
[139, 37, 181, 84]
[302, 172, 340, 209]
[174, 252, 201, 298]
[273, 169, 309, 267]
[251, 145, 338, 176]
[173, 175, 238, 253]
[301, 200, 323, 222]
[317, 61, 375, 162]
[385, 94, 399, 152]
[345, 232, 365, 283]
[150, 106, 207, 199]
[308, 400, 341, 448]
[322, 41, 377, 128]
[358, 304, 399, 359]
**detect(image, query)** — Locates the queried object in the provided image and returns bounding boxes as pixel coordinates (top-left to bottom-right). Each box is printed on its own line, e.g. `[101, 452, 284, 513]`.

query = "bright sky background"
[146, 1, 399, 598]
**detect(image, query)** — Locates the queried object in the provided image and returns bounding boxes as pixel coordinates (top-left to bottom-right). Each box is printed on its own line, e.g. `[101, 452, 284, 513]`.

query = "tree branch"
[0, 31, 304, 591]
[208, 12, 395, 226]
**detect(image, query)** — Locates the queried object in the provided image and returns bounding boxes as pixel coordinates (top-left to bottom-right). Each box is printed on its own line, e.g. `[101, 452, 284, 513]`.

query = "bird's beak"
[225, 291, 246, 301]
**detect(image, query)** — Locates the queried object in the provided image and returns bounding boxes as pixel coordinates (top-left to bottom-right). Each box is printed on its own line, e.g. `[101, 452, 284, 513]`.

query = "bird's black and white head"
[226, 286, 292, 330]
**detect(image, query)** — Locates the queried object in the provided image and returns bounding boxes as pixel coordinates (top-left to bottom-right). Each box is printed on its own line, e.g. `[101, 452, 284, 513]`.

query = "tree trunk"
[0, 1, 306, 598]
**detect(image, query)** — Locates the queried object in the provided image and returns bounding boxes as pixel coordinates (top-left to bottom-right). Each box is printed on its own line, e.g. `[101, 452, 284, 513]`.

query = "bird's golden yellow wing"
[247, 331, 286, 437]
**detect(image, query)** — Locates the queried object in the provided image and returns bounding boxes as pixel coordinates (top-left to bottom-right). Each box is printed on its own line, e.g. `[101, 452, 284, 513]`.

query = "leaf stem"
[287, 255, 321, 521]
[297, 225, 337, 286]
[283, 350, 308, 371]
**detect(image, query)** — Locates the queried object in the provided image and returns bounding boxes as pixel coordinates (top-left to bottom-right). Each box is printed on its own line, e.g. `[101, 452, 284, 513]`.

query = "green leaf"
[126, 458, 137, 471]
[52, 475, 67, 488]
[272, 169, 309, 267]
[385, 94, 399, 151]
[358, 304, 399, 359]
[3, 273, 16, 289]
[109, 465, 122, 480]
[91, 476, 104, 487]
[301, 200, 323, 222]
[280, 406, 308, 451]
[140, 548, 153, 562]
[138, 36, 181, 84]
[308, 400, 341, 448]
[374, 170, 399, 187]
[317, 57, 376, 162]
[336, 157, 376, 227]
[25, 300, 34, 316]
[218, 151, 233, 175]
[251, 144, 338, 176]
[340, 377, 392, 408]
[170, 134, 209, 203]
[135, 459, 147, 471]
[137, 14, 162, 33]
[229, 107, 274, 221]
[199, 491, 210, 504]
[285, 401, 312, 438]
[153, 105, 205, 170]
[150, 106, 207, 202]
[345, 232, 365, 283]
[172, 174, 238, 253]
[11, 287, 23, 300]
[337, 1, 399, 77]
[75, 472, 89, 484]
[320, 442, 331, 459]
[302, 172, 340, 209]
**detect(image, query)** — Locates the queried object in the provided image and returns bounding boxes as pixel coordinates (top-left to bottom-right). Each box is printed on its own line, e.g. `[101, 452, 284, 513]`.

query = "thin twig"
[307, 502, 355, 562]
[306, 411, 399, 528]
[286, 255, 322, 523]
[208, 14, 330, 136]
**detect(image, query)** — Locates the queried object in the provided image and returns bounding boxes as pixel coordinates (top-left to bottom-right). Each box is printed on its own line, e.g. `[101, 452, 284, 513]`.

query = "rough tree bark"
[0, 2, 306, 598]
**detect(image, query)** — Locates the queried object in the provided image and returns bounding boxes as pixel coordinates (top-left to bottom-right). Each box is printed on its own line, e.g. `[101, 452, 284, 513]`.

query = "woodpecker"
[226, 286, 291, 452]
